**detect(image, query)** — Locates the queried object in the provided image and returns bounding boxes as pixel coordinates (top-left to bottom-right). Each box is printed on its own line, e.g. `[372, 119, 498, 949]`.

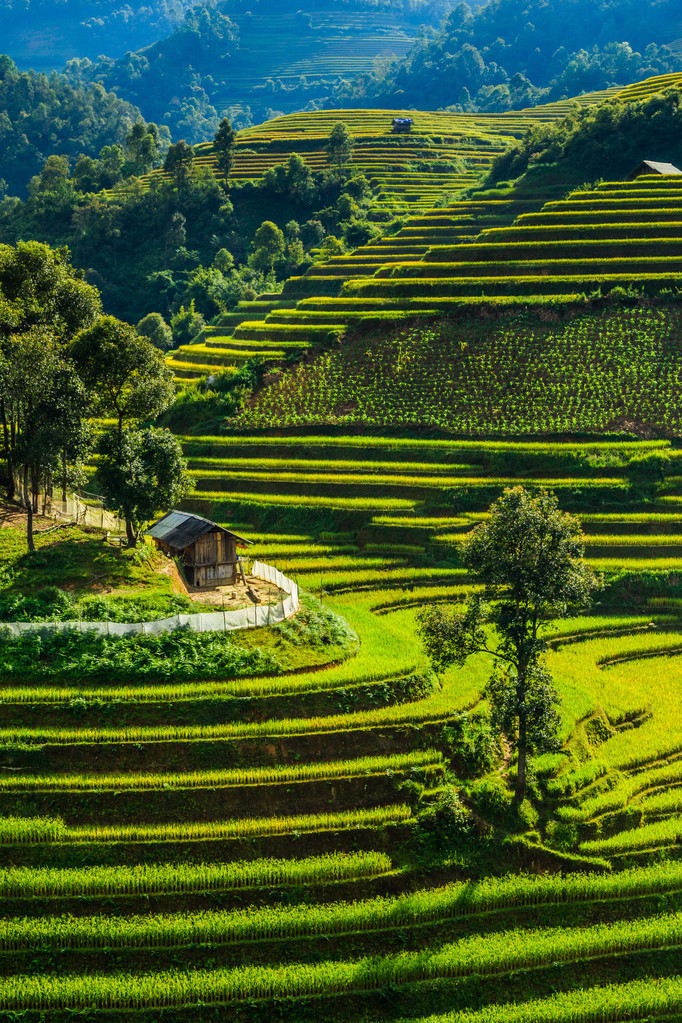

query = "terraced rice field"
[11, 73, 682, 1021]
[197, 3, 432, 115]
[4, 431, 682, 1019]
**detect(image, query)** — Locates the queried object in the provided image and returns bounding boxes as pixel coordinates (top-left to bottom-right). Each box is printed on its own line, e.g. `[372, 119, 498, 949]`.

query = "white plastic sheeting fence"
[14, 477, 126, 535]
[51, 493, 126, 534]
[0, 561, 299, 638]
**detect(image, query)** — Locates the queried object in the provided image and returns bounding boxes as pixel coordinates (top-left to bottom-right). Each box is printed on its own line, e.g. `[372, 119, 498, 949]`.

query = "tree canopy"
[0, 56, 145, 197]
[97, 426, 194, 544]
[70, 316, 175, 441]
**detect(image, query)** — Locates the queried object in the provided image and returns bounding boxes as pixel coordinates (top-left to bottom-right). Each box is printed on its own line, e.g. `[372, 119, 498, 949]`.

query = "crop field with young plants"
[233, 307, 682, 435]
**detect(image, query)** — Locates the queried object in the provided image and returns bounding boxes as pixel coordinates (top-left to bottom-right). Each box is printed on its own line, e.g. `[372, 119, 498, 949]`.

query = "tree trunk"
[62, 449, 67, 503]
[125, 518, 136, 547]
[24, 465, 35, 553]
[0, 400, 12, 500]
[6, 454, 14, 501]
[515, 709, 527, 804]
[31, 466, 39, 514]
[514, 663, 529, 804]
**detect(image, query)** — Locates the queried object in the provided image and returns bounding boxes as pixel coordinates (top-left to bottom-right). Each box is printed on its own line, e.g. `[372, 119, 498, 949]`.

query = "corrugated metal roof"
[635, 160, 682, 175]
[146, 511, 253, 550]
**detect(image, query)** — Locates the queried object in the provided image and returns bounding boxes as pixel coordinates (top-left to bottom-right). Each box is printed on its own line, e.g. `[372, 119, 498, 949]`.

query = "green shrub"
[416, 786, 475, 857]
[469, 775, 514, 822]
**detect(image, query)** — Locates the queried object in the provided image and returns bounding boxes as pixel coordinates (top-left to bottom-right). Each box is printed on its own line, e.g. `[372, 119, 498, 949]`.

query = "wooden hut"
[392, 117, 413, 132]
[627, 160, 682, 179]
[146, 511, 253, 588]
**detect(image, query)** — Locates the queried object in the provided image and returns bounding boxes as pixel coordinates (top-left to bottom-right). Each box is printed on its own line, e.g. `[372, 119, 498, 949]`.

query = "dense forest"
[331, 0, 682, 110]
[0, 56, 150, 197]
[0, 139, 378, 329]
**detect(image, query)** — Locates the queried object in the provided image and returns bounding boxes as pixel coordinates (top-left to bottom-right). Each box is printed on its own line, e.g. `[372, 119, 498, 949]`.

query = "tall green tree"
[249, 220, 285, 271]
[70, 316, 175, 447]
[213, 117, 237, 179]
[125, 122, 162, 175]
[326, 122, 354, 172]
[97, 426, 193, 544]
[417, 487, 599, 803]
[0, 241, 100, 504]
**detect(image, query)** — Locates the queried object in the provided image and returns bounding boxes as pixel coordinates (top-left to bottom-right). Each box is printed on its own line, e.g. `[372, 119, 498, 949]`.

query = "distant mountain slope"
[0, 0, 195, 72]
[65, 0, 459, 140]
[331, 0, 682, 112]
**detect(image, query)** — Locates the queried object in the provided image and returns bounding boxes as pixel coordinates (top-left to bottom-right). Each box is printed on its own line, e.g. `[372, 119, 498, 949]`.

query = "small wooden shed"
[392, 117, 414, 132]
[627, 160, 682, 179]
[146, 511, 253, 589]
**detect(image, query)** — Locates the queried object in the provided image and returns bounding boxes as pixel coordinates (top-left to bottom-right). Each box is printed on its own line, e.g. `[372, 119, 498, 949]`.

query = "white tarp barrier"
[0, 562, 300, 638]
[15, 479, 127, 535]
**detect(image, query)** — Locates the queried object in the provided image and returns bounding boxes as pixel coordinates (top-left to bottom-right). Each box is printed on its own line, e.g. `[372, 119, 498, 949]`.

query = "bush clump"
[274, 594, 358, 653]
[0, 626, 281, 681]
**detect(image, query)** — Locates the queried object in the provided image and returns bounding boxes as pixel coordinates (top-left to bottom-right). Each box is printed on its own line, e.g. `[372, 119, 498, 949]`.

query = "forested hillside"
[0, 56, 149, 197]
[332, 0, 682, 111]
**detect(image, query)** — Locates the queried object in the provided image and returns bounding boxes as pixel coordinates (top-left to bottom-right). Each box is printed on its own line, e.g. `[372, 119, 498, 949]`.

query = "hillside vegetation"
[0, 56, 146, 197]
[490, 81, 682, 184]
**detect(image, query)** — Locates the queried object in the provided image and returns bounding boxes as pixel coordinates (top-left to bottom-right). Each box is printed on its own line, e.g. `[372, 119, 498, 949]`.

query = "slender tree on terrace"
[213, 117, 237, 179]
[417, 487, 599, 803]
[326, 122, 354, 172]
[163, 140, 195, 187]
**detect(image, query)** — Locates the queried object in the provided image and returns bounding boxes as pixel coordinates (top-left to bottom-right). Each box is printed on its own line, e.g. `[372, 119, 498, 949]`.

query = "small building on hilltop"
[146, 511, 253, 588]
[392, 117, 413, 132]
[628, 160, 682, 179]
